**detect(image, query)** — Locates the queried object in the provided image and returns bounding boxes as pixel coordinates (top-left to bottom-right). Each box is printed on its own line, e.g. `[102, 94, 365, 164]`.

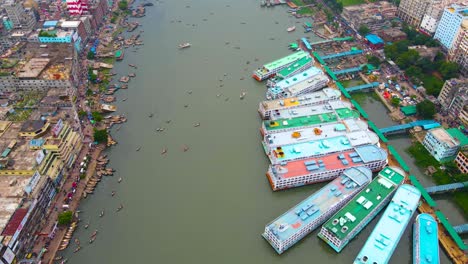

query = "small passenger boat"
[240, 91, 247, 100]
[161, 147, 168, 155]
[118, 177, 122, 183]
[99, 210, 104, 217]
[287, 26, 296, 32]
[178, 43, 191, 49]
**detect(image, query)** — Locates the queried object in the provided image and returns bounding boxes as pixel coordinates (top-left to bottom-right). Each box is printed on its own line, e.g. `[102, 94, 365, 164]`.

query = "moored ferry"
[258, 88, 342, 120]
[354, 184, 421, 264]
[413, 213, 439, 264]
[318, 166, 405, 252]
[266, 67, 329, 100]
[260, 104, 359, 135]
[252, 51, 309, 81]
[266, 130, 380, 165]
[262, 167, 372, 254]
[266, 145, 388, 191]
[266, 56, 314, 87]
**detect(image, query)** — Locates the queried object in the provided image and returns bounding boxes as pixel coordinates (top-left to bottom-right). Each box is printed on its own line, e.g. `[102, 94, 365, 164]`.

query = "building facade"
[437, 78, 468, 119]
[422, 127, 461, 161]
[398, 0, 432, 27]
[2, 0, 37, 30]
[434, 5, 468, 50]
[454, 150, 468, 173]
[448, 20, 468, 76]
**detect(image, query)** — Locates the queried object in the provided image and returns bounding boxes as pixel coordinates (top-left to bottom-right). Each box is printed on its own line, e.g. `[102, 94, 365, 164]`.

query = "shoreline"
[34, 0, 147, 262]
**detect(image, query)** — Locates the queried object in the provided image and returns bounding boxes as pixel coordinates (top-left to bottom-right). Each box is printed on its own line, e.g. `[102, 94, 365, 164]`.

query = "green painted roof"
[435, 210, 468, 251]
[446, 128, 468, 147]
[263, 108, 360, 131]
[409, 175, 437, 207]
[400, 105, 417, 116]
[322, 167, 405, 240]
[388, 145, 410, 172]
[277, 56, 313, 78]
[264, 51, 308, 71]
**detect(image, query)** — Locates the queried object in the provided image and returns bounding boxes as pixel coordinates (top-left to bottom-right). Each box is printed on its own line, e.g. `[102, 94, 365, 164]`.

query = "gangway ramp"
[332, 66, 362, 76]
[380, 120, 440, 135]
[301, 38, 312, 50]
[453, 224, 468, 234]
[426, 181, 468, 194]
[321, 50, 363, 60]
[346, 82, 380, 92]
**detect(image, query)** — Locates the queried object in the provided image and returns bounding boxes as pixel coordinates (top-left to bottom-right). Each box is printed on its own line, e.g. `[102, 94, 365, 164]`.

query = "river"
[62, 1, 464, 263]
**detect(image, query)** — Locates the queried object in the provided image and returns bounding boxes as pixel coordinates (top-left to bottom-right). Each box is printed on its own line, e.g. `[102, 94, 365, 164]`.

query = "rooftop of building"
[60, 20, 81, 28]
[265, 119, 369, 147]
[271, 131, 380, 162]
[265, 167, 372, 242]
[264, 107, 360, 131]
[20, 120, 47, 133]
[446, 128, 468, 147]
[380, 28, 407, 38]
[0, 174, 31, 234]
[260, 88, 342, 111]
[365, 34, 384, 45]
[428, 127, 460, 148]
[271, 145, 388, 179]
[0, 122, 41, 171]
[322, 166, 405, 240]
[355, 184, 421, 264]
[1, 42, 74, 80]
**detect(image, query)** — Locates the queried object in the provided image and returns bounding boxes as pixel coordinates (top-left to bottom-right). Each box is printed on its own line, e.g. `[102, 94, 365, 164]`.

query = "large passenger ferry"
[258, 88, 342, 120]
[354, 184, 421, 264]
[266, 130, 380, 165]
[413, 213, 439, 264]
[260, 104, 359, 135]
[318, 166, 405, 252]
[266, 145, 388, 191]
[266, 56, 314, 87]
[266, 67, 329, 100]
[252, 51, 309, 81]
[262, 167, 372, 254]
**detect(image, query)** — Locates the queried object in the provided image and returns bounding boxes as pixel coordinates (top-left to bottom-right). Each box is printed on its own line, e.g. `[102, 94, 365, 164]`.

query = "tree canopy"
[358, 25, 370, 36]
[58, 211, 73, 225]
[93, 128, 108, 144]
[91, 111, 103, 122]
[366, 55, 381, 68]
[416, 100, 436, 119]
[118, 0, 128, 10]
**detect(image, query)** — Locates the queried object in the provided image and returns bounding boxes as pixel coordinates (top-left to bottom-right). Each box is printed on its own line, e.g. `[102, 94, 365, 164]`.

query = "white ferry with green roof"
[318, 166, 405, 252]
[252, 51, 309, 81]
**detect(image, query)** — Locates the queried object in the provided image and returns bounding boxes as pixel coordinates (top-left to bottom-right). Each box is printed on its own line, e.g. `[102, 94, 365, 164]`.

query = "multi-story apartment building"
[434, 5, 468, 50]
[66, 0, 89, 16]
[437, 78, 468, 119]
[2, 0, 37, 30]
[449, 20, 468, 76]
[422, 127, 461, 161]
[342, 2, 397, 32]
[454, 150, 468, 173]
[398, 0, 432, 27]
[420, 0, 464, 35]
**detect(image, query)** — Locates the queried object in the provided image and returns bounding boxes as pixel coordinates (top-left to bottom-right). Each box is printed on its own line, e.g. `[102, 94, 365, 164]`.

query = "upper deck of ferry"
[265, 119, 368, 147]
[276, 56, 313, 78]
[255, 51, 309, 74]
[268, 100, 355, 121]
[270, 131, 380, 163]
[271, 145, 388, 179]
[415, 213, 439, 264]
[260, 88, 341, 112]
[264, 105, 359, 132]
[265, 167, 372, 243]
[322, 167, 405, 240]
[275, 67, 324, 90]
[354, 184, 421, 264]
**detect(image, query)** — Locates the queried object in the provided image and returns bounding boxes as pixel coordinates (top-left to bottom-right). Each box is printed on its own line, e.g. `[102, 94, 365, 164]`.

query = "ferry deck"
[263, 167, 372, 254]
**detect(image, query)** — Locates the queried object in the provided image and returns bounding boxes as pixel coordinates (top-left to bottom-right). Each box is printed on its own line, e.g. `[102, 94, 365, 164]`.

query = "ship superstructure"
[252, 51, 309, 81]
[318, 166, 405, 252]
[267, 68, 329, 100]
[266, 145, 388, 191]
[354, 184, 421, 264]
[413, 213, 439, 264]
[262, 167, 372, 254]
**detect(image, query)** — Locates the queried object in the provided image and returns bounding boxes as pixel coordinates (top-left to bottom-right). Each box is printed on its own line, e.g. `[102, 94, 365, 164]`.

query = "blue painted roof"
[354, 184, 421, 264]
[43, 20, 58, 28]
[365, 34, 384, 45]
[414, 213, 439, 264]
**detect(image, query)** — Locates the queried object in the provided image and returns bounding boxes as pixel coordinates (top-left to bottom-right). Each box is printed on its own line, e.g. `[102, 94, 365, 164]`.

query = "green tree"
[384, 44, 398, 60]
[361, 65, 369, 73]
[358, 25, 370, 36]
[396, 49, 420, 69]
[93, 128, 108, 144]
[405, 65, 423, 80]
[390, 97, 400, 107]
[118, 0, 128, 10]
[78, 110, 86, 118]
[439, 61, 460, 80]
[91, 111, 103, 122]
[416, 100, 436, 119]
[58, 211, 73, 225]
[366, 55, 381, 67]
[416, 57, 435, 73]
[86, 88, 93, 97]
[87, 51, 95, 60]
